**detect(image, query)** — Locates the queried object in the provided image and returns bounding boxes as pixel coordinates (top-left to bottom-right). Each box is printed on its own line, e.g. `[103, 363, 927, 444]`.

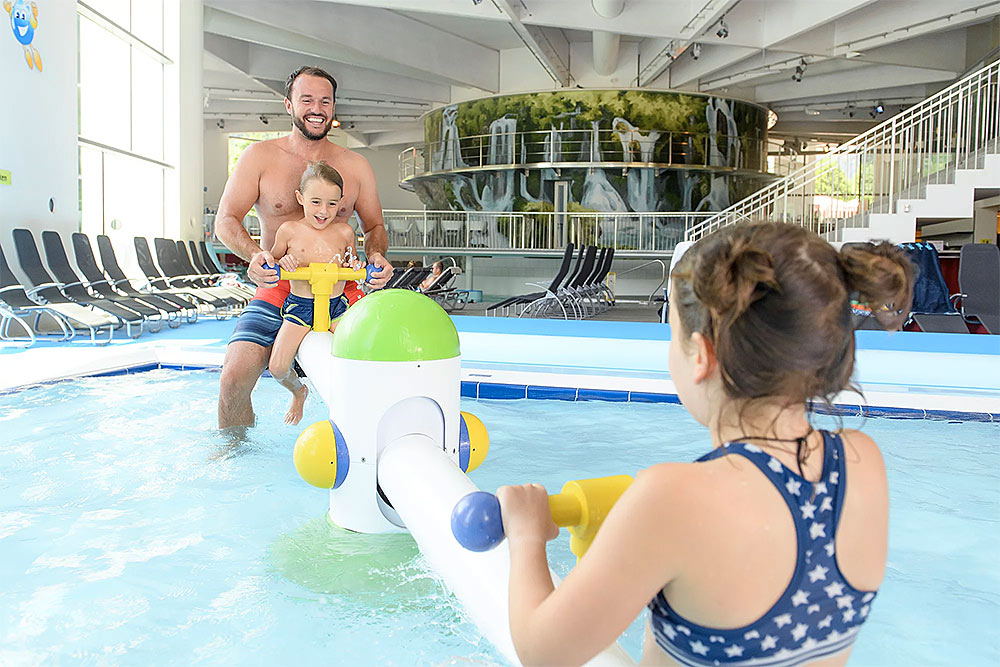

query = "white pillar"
[164, 0, 204, 240]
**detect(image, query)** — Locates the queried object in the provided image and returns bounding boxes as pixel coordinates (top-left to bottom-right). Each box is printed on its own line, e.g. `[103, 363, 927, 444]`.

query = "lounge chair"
[134, 237, 233, 317]
[900, 242, 970, 334]
[8, 231, 119, 343]
[41, 230, 164, 333]
[188, 240, 254, 301]
[172, 240, 250, 305]
[0, 243, 75, 346]
[522, 245, 598, 319]
[96, 235, 199, 321]
[71, 233, 186, 329]
[953, 243, 999, 334]
[420, 267, 471, 311]
[486, 243, 577, 318]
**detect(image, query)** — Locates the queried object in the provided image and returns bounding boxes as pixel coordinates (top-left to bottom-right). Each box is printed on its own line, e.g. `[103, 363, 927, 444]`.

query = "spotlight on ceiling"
[874, 102, 884, 114]
[331, 118, 342, 128]
[472, 0, 482, 4]
[259, 115, 269, 125]
[691, 43, 702, 60]
[791, 58, 807, 82]
[716, 17, 729, 39]
[216, 119, 225, 129]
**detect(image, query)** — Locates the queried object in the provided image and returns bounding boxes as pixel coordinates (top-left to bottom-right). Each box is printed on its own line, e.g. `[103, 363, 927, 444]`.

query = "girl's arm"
[501, 464, 693, 666]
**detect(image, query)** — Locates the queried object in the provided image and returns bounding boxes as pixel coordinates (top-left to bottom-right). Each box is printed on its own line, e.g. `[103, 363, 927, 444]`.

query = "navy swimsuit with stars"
[648, 431, 878, 666]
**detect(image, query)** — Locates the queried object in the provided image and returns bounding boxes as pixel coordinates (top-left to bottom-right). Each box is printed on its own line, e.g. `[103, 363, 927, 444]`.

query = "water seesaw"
[278, 262, 635, 665]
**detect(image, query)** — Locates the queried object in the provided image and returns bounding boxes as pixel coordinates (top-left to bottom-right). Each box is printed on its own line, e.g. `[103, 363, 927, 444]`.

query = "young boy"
[268, 161, 357, 425]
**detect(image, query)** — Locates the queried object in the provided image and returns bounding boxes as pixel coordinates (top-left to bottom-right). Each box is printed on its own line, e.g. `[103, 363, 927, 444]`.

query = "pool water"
[0, 370, 997, 665]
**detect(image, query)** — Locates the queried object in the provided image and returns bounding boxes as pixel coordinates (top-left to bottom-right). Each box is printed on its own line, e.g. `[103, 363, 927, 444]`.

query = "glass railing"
[382, 210, 714, 255]
[399, 128, 769, 180]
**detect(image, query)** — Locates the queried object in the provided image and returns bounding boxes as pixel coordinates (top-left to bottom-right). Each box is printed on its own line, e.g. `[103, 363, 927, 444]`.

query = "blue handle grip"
[451, 491, 505, 552]
[364, 263, 382, 283]
[261, 262, 280, 285]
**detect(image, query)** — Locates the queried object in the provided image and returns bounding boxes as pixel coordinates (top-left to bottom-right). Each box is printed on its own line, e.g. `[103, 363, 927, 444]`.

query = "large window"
[77, 0, 173, 243]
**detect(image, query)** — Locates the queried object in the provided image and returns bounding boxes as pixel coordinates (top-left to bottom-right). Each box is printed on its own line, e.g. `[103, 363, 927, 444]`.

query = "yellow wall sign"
[0, 170, 11, 186]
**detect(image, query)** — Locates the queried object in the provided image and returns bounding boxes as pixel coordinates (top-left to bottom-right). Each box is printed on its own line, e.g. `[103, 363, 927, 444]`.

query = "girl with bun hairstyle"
[498, 222, 914, 666]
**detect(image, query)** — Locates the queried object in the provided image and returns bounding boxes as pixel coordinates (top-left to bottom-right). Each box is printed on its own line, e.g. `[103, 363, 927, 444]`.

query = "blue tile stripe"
[3, 364, 996, 423]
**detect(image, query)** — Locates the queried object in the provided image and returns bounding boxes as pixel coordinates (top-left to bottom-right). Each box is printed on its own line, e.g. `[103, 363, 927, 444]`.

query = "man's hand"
[365, 252, 394, 289]
[248, 250, 279, 287]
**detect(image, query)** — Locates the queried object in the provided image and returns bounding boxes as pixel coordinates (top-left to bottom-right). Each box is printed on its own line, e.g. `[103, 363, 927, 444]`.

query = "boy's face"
[295, 179, 343, 230]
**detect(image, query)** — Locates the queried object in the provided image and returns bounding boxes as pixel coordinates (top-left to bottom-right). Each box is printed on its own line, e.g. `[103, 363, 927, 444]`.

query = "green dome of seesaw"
[331, 289, 460, 361]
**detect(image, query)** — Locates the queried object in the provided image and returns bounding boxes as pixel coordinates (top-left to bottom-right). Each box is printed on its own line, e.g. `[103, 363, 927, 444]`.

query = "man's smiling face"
[287, 74, 335, 141]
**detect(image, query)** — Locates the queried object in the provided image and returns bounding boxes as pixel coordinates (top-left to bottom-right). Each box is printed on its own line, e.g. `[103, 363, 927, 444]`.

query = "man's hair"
[299, 161, 344, 193]
[285, 66, 338, 101]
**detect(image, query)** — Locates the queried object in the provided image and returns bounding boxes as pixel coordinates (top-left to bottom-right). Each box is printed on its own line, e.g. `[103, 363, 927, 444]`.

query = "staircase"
[688, 60, 1000, 245]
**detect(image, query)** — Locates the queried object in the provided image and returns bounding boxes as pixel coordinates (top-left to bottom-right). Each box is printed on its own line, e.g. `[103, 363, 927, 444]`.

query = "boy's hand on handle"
[278, 255, 299, 272]
[365, 253, 393, 289]
[497, 484, 559, 544]
[248, 250, 279, 287]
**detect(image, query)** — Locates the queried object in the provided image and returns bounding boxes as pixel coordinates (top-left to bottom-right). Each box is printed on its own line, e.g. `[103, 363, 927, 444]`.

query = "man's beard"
[293, 113, 333, 141]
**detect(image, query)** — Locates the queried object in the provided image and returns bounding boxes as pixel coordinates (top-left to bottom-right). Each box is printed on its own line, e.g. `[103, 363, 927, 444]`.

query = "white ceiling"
[202, 0, 1000, 148]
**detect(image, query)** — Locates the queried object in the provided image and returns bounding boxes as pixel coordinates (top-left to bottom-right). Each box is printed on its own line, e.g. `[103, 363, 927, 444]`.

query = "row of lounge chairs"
[1, 229, 251, 346]
[485, 243, 615, 319]
[902, 241, 999, 334]
[382, 264, 470, 311]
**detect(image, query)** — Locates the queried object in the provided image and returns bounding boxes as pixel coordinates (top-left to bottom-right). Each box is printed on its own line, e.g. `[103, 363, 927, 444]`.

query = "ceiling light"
[791, 58, 807, 82]
[259, 115, 269, 125]
[805, 108, 820, 116]
[874, 102, 884, 114]
[716, 17, 728, 39]
[331, 118, 342, 128]
[691, 43, 702, 60]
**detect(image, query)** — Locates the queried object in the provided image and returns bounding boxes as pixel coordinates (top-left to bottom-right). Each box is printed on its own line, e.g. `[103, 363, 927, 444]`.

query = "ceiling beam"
[637, 0, 741, 86]
[204, 35, 451, 105]
[492, 0, 571, 86]
[204, 3, 499, 92]
[755, 63, 957, 103]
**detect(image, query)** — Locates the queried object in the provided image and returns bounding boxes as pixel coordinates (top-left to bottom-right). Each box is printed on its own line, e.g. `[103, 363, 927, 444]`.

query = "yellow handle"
[547, 475, 633, 561]
[280, 263, 366, 332]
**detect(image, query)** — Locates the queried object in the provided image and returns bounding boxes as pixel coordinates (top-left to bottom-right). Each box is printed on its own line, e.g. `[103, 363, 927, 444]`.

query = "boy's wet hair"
[670, 222, 914, 407]
[299, 161, 344, 194]
[285, 66, 338, 101]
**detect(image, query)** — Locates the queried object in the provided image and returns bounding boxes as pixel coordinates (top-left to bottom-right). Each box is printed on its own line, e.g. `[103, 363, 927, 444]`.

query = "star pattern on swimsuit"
[690, 640, 709, 656]
[810, 521, 826, 540]
[724, 644, 744, 657]
[824, 581, 845, 598]
[648, 438, 877, 665]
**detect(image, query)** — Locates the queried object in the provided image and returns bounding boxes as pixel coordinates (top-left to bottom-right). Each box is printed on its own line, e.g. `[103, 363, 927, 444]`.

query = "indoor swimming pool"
[1, 369, 996, 665]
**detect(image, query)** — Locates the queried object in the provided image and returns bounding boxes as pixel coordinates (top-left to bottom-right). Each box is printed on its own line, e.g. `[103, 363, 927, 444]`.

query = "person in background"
[420, 261, 443, 291]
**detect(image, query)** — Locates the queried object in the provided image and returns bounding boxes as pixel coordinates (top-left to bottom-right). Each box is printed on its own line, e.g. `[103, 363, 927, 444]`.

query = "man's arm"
[351, 156, 393, 288]
[216, 143, 278, 287]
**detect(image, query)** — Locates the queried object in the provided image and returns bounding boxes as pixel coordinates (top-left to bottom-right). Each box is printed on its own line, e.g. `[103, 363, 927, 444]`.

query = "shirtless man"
[215, 65, 393, 430]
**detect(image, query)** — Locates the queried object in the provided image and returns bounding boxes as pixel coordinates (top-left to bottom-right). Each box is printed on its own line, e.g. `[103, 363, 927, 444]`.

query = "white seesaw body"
[293, 289, 633, 666]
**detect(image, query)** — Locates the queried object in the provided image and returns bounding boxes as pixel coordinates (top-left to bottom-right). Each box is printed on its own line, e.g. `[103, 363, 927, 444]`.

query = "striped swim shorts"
[228, 298, 284, 348]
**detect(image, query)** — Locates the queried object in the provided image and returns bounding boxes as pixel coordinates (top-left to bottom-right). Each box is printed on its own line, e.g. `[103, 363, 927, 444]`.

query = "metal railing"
[687, 60, 1000, 242]
[399, 128, 769, 181]
[382, 210, 714, 256]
